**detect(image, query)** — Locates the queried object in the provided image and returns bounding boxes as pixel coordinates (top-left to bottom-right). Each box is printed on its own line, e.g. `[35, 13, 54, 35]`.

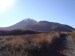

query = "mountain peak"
[0, 18, 74, 32]
[23, 18, 37, 22]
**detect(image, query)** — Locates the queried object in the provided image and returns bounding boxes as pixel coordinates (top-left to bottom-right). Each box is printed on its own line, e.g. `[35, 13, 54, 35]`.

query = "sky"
[0, 0, 75, 28]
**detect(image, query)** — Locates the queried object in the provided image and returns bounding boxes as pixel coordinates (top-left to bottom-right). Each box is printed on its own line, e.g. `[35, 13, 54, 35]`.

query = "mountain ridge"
[0, 18, 74, 32]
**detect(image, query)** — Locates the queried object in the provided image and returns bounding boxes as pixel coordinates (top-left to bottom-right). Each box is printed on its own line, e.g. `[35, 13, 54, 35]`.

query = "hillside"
[0, 30, 40, 36]
[0, 32, 75, 56]
[0, 18, 74, 32]
[0, 18, 75, 56]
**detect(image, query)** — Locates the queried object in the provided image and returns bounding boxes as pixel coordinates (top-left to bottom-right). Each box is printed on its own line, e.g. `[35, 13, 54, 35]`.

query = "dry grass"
[71, 31, 75, 42]
[9, 37, 25, 47]
[33, 32, 59, 44]
[0, 32, 75, 56]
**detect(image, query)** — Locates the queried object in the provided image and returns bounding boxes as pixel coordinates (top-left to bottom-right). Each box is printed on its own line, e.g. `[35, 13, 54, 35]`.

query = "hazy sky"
[0, 0, 75, 28]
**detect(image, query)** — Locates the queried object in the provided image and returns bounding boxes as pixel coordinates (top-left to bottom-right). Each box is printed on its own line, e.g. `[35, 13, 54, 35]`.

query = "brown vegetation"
[0, 32, 75, 56]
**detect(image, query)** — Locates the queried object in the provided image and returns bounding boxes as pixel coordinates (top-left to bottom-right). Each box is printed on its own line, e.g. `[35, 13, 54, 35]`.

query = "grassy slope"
[0, 32, 75, 56]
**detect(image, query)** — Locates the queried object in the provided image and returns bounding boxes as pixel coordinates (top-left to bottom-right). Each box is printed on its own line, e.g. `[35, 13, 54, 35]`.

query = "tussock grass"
[0, 32, 74, 56]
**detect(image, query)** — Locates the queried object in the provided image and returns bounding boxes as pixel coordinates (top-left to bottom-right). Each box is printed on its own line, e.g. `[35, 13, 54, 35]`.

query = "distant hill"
[0, 30, 40, 36]
[0, 18, 74, 32]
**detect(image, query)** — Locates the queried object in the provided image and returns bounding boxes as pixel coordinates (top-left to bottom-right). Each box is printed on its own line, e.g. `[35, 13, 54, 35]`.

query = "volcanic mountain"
[0, 18, 74, 32]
